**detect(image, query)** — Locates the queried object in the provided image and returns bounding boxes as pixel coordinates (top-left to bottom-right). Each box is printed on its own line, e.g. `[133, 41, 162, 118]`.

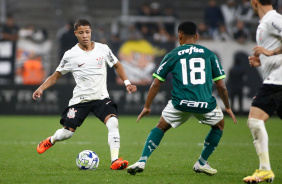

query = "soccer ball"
[76, 150, 99, 170]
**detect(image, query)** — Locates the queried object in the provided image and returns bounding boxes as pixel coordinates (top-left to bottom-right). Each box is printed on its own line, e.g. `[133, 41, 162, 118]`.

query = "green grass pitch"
[0, 115, 281, 184]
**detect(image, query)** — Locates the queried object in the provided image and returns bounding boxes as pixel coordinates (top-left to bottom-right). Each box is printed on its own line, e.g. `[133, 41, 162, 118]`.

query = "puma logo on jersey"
[157, 61, 167, 74]
[78, 63, 85, 67]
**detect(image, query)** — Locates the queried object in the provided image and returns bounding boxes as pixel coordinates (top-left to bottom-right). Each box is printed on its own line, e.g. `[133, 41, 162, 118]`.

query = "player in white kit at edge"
[243, 0, 282, 183]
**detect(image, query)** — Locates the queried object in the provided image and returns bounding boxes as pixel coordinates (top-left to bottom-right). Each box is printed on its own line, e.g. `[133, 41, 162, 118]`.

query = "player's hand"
[253, 46, 273, 57]
[137, 107, 151, 123]
[126, 84, 137, 94]
[248, 56, 261, 67]
[32, 89, 43, 100]
[225, 108, 237, 124]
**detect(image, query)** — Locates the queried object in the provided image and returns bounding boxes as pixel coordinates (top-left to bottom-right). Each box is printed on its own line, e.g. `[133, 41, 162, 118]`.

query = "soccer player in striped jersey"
[127, 21, 237, 176]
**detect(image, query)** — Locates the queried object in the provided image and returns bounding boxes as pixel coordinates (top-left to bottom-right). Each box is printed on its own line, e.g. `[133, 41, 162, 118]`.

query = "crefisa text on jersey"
[180, 100, 208, 108]
[178, 46, 204, 55]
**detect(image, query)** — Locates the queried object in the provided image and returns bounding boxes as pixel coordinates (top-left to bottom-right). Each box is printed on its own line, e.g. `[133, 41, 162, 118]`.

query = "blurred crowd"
[90, 0, 282, 45]
[99, 2, 179, 45]
[198, 0, 254, 44]
[199, 0, 281, 43]
[0, 0, 281, 86]
[0, 14, 51, 85]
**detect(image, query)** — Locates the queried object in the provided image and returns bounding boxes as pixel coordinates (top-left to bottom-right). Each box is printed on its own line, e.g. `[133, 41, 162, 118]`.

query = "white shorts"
[162, 100, 224, 128]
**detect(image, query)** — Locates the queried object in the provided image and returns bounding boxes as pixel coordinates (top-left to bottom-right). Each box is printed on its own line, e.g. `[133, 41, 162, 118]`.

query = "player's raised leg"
[37, 136, 53, 154]
[37, 127, 74, 154]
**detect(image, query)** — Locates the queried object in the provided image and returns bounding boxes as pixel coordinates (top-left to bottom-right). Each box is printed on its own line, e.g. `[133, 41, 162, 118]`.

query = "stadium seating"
[4, 0, 227, 72]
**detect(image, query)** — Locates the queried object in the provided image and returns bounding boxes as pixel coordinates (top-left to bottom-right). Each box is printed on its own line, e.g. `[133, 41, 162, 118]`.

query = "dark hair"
[178, 21, 197, 36]
[74, 19, 92, 30]
[259, 0, 272, 5]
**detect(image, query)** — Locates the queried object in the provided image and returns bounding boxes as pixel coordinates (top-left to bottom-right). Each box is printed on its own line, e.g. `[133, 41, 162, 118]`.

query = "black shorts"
[60, 98, 118, 129]
[251, 84, 282, 119]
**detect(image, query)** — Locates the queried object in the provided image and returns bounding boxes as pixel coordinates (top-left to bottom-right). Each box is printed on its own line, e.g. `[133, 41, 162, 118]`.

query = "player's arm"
[137, 78, 163, 123]
[32, 71, 62, 100]
[113, 61, 137, 93]
[254, 18, 282, 57]
[253, 45, 282, 57]
[248, 55, 261, 67]
[215, 79, 237, 124]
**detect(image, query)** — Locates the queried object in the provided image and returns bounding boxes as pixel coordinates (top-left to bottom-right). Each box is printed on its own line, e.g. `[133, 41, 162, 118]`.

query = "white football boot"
[193, 161, 217, 175]
[127, 162, 146, 175]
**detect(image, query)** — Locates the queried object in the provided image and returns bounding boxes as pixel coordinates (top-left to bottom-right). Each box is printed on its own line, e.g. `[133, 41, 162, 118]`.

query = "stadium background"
[1, 0, 278, 115]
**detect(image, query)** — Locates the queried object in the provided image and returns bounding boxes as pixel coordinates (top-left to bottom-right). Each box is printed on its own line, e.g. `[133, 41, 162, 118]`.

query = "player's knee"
[155, 116, 171, 133]
[53, 128, 74, 142]
[64, 126, 76, 132]
[104, 114, 118, 124]
[247, 118, 264, 129]
[212, 119, 224, 131]
[106, 117, 119, 133]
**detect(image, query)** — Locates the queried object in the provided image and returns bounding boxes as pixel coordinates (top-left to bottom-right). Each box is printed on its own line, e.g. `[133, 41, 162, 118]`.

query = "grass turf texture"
[0, 115, 281, 184]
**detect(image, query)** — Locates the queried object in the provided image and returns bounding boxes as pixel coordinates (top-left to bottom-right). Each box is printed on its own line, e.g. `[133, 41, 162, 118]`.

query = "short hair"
[178, 21, 197, 36]
[74, 19, 92, 30]
[258, 0, 272, 5]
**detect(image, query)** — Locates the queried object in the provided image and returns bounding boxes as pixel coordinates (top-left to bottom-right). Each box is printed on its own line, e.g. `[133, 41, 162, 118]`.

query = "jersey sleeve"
[210, 54, 226, 81]
[56, 52, 72, 75]
[152, 54, 172, 81]
[104, 45, 118, 68]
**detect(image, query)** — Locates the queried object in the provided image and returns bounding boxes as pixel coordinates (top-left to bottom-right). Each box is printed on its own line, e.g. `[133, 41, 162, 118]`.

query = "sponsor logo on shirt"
[107, 51, 114, 63]
[178, 46, 204, 56]
[272, 22, 282, 33]
[61, 60, 68, 68]
[180, 100, 208, 108]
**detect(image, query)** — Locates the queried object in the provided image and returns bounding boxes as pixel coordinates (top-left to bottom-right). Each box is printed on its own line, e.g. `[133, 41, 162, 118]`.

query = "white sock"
[248, 118, 271, 171]
[51, 128, 74, 144]
[106, 117, 120, 163]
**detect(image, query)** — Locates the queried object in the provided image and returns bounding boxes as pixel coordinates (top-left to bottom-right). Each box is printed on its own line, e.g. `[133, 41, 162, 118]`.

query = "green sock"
[138, 127, 164, 163]
[198, 129, 223, 165]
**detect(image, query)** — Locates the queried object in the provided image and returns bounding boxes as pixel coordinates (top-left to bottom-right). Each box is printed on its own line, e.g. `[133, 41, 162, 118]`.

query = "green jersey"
[153, 44, 226, 113]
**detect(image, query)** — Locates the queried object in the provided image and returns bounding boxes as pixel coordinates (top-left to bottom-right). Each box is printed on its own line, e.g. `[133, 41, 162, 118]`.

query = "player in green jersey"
[127, 21, 237, 176]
